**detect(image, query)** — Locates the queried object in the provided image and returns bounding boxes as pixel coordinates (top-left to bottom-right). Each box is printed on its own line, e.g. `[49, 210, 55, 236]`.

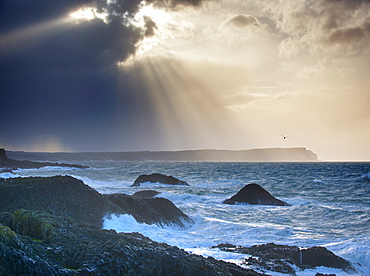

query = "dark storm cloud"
[0, 0, 207, 151]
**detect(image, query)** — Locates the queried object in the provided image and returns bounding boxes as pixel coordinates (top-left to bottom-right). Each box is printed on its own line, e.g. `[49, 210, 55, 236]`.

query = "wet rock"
[0, 176, 121, 228]
[0, 148, 88, 170]
[215, 243, 355, 275]
[0, 176, 192, 229]
[223, 183, 290, 206]
[0, 210, 265, 276]
[131, 173, 189, 187]
[132, 190, 161, 198]
[212, 243, 238, 249]
[105, 193, 193, 228]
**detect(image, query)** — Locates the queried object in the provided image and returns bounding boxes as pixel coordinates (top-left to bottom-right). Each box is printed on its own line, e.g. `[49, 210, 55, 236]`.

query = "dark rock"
[301, 246, 352, 270]
[0, 148, 88, 170]
[215, 243, 354, 274]
[0, 148, 7, 159]
[212, 243, 238, 249]
[0, 176, 121, 227]
[223, 183, 290, 206]
[131, 173, 189, 187]
[105, 193, 193, 228]
[244, 256, 296, 275]
[0, 209, 265, 276]
[132, 190, 161, 198]
[0, 176, 192, 229]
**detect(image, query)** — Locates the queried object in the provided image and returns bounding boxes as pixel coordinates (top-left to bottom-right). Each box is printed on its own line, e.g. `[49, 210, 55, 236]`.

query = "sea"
[1, 161, 370, 276]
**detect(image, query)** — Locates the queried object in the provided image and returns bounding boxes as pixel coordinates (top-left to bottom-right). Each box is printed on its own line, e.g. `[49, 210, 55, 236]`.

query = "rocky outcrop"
[0, 176, 121, 227]
[215, 243, 355, 275]
[105, 193, 193, 228]
[0, 148, 88, 170]
[0, 148, 7, 159]
[0, 176, 192, 228]
[131, 173, 189, 187]
[0, 209, 264, 276]
[223, 183, 290, 206]
[132, 190, 161, 198]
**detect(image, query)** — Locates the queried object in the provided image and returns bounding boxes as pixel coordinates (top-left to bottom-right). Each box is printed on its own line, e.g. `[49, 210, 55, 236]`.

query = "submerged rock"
[131, 173, 189, 187]
[0, 176, 192, 229]
[0, 148, 88, 170]
[223, 183, 290, 206]
[215, 243, 355, 275]
[131, 190, 161, 198]
[0, 210, 264, 276]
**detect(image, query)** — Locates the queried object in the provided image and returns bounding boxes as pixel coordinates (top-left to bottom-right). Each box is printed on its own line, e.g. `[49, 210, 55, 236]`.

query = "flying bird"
[282, 135, 288, 139]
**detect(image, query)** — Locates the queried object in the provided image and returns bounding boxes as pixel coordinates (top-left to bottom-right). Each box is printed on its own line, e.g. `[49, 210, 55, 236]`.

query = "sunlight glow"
[130, 3, 175, 57]
[69, 7, 107, 23]
[134, 4, 173, 28]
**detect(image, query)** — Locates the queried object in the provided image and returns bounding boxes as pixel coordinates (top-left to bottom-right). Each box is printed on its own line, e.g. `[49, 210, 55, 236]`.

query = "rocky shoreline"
[213, 243, 355, 275]
[0, 175, 359, 275]
[0, 148, 359, 275]
[0, 176, 192, 229]
[0, 209, 262, 276]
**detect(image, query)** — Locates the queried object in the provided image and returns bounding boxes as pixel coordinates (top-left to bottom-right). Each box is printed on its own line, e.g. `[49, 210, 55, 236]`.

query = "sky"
[0, 0, 369, 161]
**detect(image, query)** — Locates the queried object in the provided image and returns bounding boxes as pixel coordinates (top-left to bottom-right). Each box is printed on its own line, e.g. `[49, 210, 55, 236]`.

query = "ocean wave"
[15, 166, 86, 172]
[0, 172, 21, 179]
[360, 172, 370, 181]
[3, 160, 369, 274]
[70, 175, 132, 194]
[325, 239, 370, 276]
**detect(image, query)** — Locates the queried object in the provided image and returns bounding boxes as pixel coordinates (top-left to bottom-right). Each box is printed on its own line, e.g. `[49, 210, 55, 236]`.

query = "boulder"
[0, 176, 192, 229]
[105, 193, 193, 228]
[131, 173, 189, 187]
[215, 243, 355, 274]
[223, 183, 290, 206]
[0, 209, 264, 276]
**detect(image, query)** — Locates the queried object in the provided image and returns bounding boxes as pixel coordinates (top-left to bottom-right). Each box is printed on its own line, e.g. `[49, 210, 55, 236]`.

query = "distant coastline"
[8, 147, 318, 162]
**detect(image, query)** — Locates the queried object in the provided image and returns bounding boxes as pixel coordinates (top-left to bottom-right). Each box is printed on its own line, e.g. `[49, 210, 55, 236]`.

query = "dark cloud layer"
[0, 0, 206, 151]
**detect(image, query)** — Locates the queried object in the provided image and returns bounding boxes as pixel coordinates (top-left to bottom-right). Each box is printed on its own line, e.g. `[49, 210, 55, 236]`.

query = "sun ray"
[120, 54, 242, 149]
[0, 16, 73, 51]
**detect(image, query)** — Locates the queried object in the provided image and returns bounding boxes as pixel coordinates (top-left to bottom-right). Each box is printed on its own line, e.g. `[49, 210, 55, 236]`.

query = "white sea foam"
[0, 172, 20, 179]
[70, 175, 132, 194]
[361, 172, 370, 181]
[16, 166, 84, 172]
[102, 213, 361, 275]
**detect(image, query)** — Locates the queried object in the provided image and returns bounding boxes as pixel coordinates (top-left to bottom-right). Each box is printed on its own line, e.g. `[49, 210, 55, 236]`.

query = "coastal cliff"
[0, 148, 87, 170]
[8, 147, 318, 162]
